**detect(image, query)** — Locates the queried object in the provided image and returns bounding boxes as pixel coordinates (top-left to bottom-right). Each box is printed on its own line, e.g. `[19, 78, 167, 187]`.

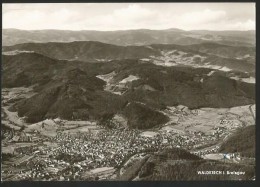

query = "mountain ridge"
[3, 28, 255, 47]
[3, 41, 255, 74]
[2, 53, 255, 124]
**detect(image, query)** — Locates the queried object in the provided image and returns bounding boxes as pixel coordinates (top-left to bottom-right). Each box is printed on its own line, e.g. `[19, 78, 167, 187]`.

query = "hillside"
[118, 148, 255, 181]
[2, 53, 69, 88]
[3, 41, 255, 74]
[185, 43, 255, 60]
[108, 60, 255, 109]
[123, 102, 169, 129]
[189, 30, 255, 46]
[2, 53, 255, 124]
[149, 43, 255, 73]
[219, 125, 255, 157]
[13, 68, 126, 123]
[2, 41, 160, 62]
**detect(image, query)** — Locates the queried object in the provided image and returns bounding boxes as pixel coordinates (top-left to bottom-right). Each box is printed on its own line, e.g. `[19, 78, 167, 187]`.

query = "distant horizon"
[3, 27, 256, 32]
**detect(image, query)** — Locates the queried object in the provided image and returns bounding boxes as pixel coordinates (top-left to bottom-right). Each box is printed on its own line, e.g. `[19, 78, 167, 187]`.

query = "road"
[2, 106, 27, 128]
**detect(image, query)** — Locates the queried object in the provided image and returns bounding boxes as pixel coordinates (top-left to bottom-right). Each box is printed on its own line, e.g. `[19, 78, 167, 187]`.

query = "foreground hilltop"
[117, 147, 255, 181]
[219, 125, 255, 157]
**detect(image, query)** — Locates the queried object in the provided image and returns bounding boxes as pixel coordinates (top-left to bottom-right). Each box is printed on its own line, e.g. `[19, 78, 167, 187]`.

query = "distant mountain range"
[2, 41, 255, 73]
[3, 51, 255, 124]
[1, 29, 255, 127]
[2, 28, 255, 47]
[3, 41, 161, 62]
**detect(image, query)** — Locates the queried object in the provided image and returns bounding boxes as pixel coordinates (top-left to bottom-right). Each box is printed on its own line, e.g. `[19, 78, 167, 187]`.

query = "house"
[18, 132, 32, 142]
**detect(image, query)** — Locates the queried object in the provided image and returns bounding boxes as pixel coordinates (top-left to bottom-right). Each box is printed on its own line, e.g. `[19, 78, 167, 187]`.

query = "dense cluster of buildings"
[2, 108, 246, 181]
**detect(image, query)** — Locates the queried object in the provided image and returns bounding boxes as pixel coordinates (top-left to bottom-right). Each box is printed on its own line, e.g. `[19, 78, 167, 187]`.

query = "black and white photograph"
[1, 2, 256, 181]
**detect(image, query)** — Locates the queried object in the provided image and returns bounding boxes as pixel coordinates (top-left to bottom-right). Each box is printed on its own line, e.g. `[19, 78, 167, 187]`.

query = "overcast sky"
[2, 3, 255, 31]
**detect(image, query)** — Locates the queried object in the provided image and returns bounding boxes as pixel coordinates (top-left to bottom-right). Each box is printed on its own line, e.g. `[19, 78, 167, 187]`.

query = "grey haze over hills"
[2, 28, 255, 47]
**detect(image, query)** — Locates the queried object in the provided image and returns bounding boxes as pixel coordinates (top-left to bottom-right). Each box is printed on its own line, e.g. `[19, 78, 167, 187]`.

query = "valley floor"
[1, 87, 256, 181]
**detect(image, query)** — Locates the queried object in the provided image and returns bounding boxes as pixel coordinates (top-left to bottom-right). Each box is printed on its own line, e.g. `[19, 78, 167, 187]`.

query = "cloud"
[3, 10, 46, 29]
[114, 4, 155, 21]
[65, 4, 158, 30]
[3, 4, 154, 30]
[2, 6, 80, 30]
[230, 19, 255, 30]
[180, 9, 226, 25]
[152, 8, 255, 31]
[2, 3, 255, 31]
